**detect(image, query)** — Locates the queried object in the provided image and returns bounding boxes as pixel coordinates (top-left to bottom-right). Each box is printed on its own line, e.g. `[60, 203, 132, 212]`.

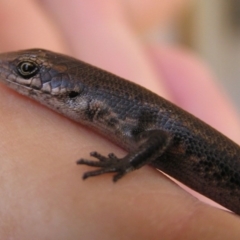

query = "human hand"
[0, 1, 240, 239]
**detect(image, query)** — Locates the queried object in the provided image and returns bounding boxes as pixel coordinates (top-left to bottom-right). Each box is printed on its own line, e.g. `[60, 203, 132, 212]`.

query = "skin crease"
[0, 0, 240, 239]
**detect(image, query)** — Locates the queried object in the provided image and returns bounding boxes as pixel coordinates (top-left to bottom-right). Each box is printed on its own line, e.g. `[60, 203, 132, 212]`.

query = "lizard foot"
[77, 151, 134, 182]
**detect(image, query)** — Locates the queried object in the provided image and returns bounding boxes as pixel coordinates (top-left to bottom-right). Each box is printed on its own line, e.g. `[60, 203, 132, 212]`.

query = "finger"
[0, 87, 239, 239]
[38, 0, 169, 97]
[0, 0, 68, 53]
[120, 0, 189, 33]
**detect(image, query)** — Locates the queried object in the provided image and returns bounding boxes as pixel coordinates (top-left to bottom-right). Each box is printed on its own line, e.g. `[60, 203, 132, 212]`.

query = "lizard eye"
[17, 61, 39, 79]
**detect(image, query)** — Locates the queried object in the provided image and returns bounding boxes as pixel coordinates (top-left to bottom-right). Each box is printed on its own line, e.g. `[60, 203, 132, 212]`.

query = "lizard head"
[0, 49, 91, 121]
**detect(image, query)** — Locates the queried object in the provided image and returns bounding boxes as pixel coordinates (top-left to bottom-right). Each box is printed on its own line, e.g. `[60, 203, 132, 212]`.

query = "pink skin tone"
[0, 0, 240, 239]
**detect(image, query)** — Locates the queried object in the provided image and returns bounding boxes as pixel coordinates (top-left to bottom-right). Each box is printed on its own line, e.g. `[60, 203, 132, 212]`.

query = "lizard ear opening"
[68, 91, 79, 98]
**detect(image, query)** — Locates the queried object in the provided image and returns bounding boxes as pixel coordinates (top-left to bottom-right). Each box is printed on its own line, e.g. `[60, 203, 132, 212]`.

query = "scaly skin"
[0, 49, 240, 214]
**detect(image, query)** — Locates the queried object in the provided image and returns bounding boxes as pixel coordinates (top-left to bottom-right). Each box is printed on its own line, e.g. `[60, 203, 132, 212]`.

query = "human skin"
[0, 0, 240, 239]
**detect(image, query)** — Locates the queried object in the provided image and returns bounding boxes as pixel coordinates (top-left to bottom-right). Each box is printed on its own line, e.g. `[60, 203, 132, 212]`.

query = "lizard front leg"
[77, 130, 173, 182]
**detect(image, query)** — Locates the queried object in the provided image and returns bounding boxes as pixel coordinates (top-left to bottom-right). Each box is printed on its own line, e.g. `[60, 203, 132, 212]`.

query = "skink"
[0, 49, 239, 215]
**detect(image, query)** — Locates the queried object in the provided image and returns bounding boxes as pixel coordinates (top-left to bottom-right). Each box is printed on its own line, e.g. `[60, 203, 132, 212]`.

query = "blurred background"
[0, 0, 240, 108]
[179, 0, 240, 107]
[124, 0, 240, 107]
